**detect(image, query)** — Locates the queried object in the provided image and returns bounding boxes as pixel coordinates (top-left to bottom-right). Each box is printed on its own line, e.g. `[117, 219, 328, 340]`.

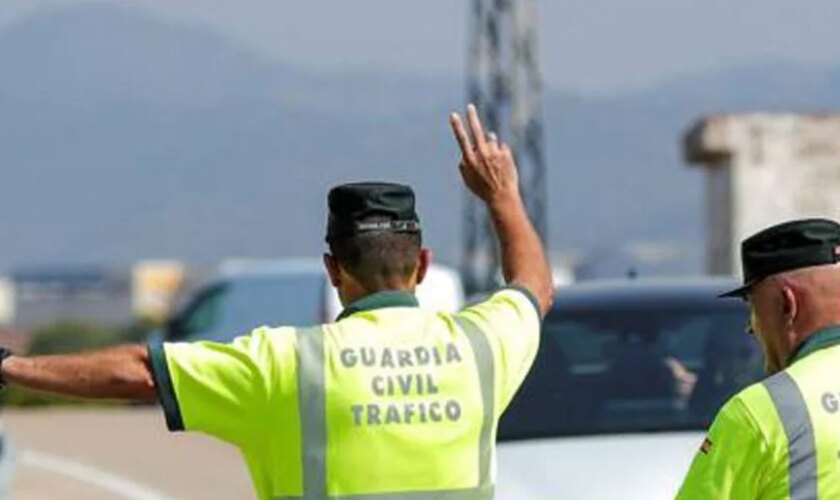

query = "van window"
[216, 275, 327, 337]
[171, 285, 229, 341]
[174, 274, 328, 343]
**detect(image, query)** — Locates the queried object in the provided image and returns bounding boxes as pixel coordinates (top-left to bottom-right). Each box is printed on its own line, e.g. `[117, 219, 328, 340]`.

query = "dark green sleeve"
[147, 342, 185, 432]
[504, 284, 542, 318]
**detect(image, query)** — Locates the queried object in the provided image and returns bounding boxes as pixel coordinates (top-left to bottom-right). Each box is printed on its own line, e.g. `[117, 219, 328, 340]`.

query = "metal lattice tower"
[463, 0, 547, 292]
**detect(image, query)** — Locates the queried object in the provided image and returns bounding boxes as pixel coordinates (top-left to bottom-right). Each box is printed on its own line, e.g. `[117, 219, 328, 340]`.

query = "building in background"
[0, 278, 15, 328]
[4, 262, 206, 331]
[9, 266, 133, 330]
[685, 113, 840, 275]
[132, 260, 186, 322]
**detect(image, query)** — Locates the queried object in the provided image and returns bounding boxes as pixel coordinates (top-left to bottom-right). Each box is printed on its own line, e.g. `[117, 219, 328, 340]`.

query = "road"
[2, 408, 255, 499]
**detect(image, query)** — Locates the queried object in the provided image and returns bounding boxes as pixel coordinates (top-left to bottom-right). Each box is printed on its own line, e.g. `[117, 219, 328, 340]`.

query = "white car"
[496, 277, 763, 499]
[158, 259, 464, 343]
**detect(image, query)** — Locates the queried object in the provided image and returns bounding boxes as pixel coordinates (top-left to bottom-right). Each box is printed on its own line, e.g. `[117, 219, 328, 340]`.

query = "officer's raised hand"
[449, 104, 520, 205]
[449, 104, 554, 316]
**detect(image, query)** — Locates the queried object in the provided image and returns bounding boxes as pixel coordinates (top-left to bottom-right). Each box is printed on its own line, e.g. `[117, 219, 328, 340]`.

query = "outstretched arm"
[450, 104, 554, 316]
[1, 344, 158, 402]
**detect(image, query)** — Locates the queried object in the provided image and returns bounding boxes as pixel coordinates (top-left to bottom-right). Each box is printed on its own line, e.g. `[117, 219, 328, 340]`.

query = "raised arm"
[450, 104, 554, 316]
[1, 344, 158, 401]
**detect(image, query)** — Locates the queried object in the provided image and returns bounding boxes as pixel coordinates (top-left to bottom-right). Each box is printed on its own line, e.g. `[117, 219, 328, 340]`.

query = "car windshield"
[498, 304, 764, 440]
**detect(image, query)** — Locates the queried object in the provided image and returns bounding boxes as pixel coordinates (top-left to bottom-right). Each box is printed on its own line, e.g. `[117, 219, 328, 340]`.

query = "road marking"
[19, 449, 175, 500]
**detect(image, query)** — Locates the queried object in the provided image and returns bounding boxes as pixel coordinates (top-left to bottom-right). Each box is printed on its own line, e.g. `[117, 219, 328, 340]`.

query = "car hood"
[496, 431, 704, 500]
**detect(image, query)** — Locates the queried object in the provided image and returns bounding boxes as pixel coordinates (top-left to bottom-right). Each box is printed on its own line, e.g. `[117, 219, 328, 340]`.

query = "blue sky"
[2, 0, 839, 94]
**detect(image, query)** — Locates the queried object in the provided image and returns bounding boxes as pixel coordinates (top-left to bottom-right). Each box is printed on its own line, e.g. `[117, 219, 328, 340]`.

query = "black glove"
[0, 348, 13, 389]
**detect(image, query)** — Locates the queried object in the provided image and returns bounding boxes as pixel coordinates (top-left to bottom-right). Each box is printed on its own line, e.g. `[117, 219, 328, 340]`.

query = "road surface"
[3, 407, 254, 499]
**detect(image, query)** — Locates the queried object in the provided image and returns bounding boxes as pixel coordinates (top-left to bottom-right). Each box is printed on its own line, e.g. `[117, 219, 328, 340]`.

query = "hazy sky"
[2, 0, 840, 94]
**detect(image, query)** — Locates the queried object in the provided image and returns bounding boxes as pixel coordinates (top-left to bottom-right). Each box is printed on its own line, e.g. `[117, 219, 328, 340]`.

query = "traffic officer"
[677, 218, 840, 499]
[0, 104, 553, 499]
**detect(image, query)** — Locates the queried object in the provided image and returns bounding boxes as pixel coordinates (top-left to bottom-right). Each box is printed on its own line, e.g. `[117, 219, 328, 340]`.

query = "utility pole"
[463, 0, 547, 293]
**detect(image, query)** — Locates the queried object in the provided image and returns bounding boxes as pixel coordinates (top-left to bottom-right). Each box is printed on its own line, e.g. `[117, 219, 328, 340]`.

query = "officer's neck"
[785, 313, 840, 365]
[338, 281, 416, 308]
[788, 278, 840, 351]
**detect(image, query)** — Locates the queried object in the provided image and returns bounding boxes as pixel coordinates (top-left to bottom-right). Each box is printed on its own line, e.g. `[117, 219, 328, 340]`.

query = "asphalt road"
[2, 408, 255, 499]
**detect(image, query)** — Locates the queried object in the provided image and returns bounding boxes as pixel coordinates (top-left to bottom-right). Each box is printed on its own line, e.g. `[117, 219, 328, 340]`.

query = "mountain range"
[2, 4, 840, 278]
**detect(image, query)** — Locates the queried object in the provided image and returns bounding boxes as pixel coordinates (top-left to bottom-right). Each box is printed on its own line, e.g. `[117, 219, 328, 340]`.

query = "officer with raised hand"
[678, 218, 840, 499]
[0, 104, 553, 499]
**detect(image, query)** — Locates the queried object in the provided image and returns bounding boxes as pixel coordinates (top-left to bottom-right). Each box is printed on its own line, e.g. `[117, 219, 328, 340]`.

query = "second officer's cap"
[720, 218, 840, 298]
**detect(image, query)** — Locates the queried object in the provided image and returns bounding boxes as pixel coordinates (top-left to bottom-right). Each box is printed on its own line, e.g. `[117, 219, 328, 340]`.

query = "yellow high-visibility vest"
[677, 325, 840, 499]
[149, 287, 541, 499]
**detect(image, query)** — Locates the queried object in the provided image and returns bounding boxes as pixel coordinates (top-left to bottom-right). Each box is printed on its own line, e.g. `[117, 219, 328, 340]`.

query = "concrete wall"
[685, 113, 840, 275]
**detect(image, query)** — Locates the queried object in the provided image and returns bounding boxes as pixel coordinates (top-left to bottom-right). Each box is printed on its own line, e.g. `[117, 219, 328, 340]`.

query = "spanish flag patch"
[700, 437, 713, 455]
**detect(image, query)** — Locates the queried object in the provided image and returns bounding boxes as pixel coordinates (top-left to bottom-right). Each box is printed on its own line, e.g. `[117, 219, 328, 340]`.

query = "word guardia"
[339, 344, 463, 369]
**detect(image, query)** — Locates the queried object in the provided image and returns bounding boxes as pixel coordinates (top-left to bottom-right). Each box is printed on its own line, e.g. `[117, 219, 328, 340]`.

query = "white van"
[160, 259, 464, 343]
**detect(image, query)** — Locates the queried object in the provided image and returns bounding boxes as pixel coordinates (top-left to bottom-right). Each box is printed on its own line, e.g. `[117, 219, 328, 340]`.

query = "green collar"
[337, 290, 419, 321]
[788, 324, 840, 365]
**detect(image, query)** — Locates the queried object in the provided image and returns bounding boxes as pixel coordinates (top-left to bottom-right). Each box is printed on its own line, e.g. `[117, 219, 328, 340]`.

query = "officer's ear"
[323, 253, 342, 287]
[780, 285, 798, 326]
[415, 248, 432, 286]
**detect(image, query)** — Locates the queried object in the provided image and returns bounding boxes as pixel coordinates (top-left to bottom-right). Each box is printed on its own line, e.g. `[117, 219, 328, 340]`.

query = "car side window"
[499, 305, 762, 440]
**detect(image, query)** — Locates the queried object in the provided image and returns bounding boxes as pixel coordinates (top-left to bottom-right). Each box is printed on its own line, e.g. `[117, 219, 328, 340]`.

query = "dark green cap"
[326, 182, 421, 243]
[721, 218, 840, 298]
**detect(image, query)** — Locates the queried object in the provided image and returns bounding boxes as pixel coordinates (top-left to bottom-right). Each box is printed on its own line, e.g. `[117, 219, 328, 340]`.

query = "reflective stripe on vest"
[289, 318, 496, 499]
[296, 326, 328, 499]
[762, 371, 818, 500]
[455, 316, 496, 493]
